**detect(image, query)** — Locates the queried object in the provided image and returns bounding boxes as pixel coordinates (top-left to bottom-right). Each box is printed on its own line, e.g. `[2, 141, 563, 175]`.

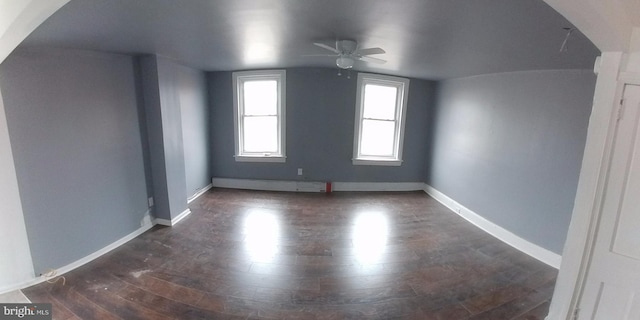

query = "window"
[352, 73, 409, 166]
[233, 70, 286, 162]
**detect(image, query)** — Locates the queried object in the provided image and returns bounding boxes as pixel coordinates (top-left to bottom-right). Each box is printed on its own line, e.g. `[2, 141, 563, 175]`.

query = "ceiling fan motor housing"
[338, 40, 358, 54]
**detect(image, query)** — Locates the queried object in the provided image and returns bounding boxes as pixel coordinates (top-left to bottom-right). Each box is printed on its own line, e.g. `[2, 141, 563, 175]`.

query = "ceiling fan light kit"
[336, 56, 355, 69]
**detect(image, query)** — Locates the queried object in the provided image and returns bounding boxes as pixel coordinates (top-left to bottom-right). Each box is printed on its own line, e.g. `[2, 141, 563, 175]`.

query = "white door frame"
[546, 57, 640, 319]
[577, 81, 640, 319]
[541, 2, 638, 319]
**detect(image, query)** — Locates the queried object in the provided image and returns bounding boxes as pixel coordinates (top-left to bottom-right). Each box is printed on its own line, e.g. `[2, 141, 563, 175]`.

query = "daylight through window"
[353, 73, 409, 166]
[233, 70, 286, 162]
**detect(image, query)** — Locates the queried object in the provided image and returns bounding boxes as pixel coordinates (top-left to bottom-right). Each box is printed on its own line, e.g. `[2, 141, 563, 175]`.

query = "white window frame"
[232, 70, 286, 162]
[352, 73, 410, 166]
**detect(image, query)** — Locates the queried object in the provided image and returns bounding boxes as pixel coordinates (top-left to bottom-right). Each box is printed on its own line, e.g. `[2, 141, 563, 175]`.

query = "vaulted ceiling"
[18, 0, 600, 80]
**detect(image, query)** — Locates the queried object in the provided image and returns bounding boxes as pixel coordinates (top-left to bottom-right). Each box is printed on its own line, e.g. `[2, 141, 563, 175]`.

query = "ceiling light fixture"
[336, 56, 354, 69]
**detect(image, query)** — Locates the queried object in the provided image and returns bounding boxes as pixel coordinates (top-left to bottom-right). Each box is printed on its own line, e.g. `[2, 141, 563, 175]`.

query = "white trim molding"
[212, 178, 328, 192]
[187, 183, 213, 204]
[0, 212, 154, 294]
[547, 53, 628, 320]
[332, 182, 424, 192]
[213, 177, 298, 192]
[424, 184, 562, 269]
[155, 208, 192, 227]
[212, 178, 425, 193]
[0, 290, 30, 303]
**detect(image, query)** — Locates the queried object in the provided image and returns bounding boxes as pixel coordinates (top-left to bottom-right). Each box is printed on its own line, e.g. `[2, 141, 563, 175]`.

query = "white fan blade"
[357, 47, 385, 55]
[313, 42, 339, 54]
[356, 55, 387, 64]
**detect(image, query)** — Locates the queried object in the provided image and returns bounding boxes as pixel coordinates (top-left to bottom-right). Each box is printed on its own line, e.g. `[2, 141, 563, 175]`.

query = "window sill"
[235, 155, 286, 163]
[352, 158, 402, 166]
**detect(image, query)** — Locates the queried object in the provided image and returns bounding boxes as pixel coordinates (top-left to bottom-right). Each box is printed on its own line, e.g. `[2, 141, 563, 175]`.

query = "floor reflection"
[352, 211, 389, 264]
[243, 209, 280, 262]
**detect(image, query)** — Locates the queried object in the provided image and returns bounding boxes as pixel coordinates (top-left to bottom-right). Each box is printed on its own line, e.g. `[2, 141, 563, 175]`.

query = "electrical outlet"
[298, 168, 303, 175]
[148, 197, 154, 207]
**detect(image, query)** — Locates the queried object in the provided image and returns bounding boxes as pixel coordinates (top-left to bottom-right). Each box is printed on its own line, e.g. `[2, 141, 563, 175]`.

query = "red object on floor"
[326, 182, 332, 193]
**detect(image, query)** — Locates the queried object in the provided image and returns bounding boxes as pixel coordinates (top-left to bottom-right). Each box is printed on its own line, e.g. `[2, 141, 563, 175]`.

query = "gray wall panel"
[210, 68, 436, 182]
[155, 58, 188, 217]
[427, 70, 596, 253]
[139, 56, 190, 220]
[0, 48, 148, 273]
[176, 64, 211, 197]
[139, 56, 171, 220]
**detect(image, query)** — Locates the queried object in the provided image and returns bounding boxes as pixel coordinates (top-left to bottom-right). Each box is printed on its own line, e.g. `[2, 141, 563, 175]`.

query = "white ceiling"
[18, 0, 600, 80]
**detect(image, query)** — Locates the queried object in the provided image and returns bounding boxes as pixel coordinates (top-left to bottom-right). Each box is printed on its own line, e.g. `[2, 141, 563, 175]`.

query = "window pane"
[243, 116, 278, 153]
[243, 80, 277, 116]
[360, 119, 395, 156]
[363, 84, 397, 120]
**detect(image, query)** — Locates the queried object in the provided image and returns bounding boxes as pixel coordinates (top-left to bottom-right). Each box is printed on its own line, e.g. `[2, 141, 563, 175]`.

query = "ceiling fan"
[310, 40, 386, 69]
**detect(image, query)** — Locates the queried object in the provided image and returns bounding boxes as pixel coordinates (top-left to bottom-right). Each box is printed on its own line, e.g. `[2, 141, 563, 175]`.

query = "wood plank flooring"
[23, 189, 557, 319]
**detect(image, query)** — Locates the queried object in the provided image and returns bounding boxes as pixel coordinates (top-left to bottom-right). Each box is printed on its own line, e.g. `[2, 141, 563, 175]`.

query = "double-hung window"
[352, 73, 409, 166]
[232, 70, 286, 162]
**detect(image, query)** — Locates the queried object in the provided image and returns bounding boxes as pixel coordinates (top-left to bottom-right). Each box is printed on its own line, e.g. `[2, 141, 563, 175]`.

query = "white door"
[577, 84, 640, 319]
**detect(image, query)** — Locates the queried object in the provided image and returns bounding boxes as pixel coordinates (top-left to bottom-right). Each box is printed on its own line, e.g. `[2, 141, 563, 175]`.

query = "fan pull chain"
[560, 28, 574, 52]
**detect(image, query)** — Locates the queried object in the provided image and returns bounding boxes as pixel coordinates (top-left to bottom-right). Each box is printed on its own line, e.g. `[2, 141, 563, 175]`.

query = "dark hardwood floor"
[23, 189, 557, 319]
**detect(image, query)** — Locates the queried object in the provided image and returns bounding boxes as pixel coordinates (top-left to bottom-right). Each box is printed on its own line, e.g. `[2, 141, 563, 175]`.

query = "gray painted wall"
[0, 48, 148, 273]
[210, 68, 436, 182]
[176, 64, 211, 197]
[139, 55, 189, 221]
[139, 56, 171, 220]
[132, 59, 154, 199]
[156, 58, 189, 218]
[427, 70, 596, 254]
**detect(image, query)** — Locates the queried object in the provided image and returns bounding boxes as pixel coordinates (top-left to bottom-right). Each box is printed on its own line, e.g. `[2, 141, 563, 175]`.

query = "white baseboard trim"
[0, 290, 31, 303]
[212, 177, 297, 192]
[423, 184, 562, 269]
[155, 208, 191, 227]
[211, 178, 424, 193]
[212, 178, 328, 192]
[0, 214, 155, 294]
[332, 182, 425, 192]
[187, 183, 213, 204]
